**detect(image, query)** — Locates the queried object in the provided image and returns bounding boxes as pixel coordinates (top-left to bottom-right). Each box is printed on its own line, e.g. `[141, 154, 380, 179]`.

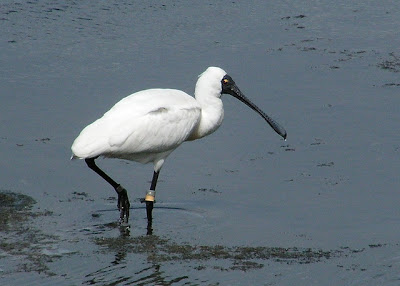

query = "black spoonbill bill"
[71, 67, 287, 228]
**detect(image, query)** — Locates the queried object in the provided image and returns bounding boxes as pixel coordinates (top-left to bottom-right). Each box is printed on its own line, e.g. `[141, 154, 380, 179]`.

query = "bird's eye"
[223, 78, 229, 84]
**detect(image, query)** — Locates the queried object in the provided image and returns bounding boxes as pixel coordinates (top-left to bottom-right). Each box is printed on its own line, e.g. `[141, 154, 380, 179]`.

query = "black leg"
[145, 171, 160, 232]
[150, 170, 160, 190]
[85, 158, 130, 223]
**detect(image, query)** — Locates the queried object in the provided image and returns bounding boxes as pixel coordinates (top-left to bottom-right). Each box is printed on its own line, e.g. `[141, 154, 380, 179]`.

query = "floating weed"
[378, 53, 400, 73]
[94, 235, 342, 271]
[0, 190, 36, 229]
[0, 190, 60, 276]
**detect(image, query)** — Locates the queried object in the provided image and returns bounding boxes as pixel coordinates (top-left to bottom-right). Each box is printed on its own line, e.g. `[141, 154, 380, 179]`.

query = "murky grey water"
[1, 1, 400, 285]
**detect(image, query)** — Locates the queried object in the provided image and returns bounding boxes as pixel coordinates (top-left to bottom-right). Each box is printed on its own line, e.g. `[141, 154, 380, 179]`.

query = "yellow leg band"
[145, 190, 155, 202]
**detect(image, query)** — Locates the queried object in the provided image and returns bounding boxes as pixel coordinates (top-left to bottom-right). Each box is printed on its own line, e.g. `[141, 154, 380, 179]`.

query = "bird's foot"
[116, 185, 130, 223]
[119, 223, 130, 236]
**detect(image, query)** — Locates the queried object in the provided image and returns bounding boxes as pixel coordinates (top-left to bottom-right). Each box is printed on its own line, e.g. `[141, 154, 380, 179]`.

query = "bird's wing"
[71, 89, 201, 160]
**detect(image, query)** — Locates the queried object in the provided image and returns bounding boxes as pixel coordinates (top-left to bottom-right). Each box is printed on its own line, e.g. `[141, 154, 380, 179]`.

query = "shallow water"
[1, 1, 400, 285]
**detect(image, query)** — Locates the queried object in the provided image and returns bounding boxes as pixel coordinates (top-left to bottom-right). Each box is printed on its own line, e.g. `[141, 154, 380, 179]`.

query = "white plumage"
[72, 89, 199, 166]
[72, 67, 227, 172]
[71, 66, 286, 226]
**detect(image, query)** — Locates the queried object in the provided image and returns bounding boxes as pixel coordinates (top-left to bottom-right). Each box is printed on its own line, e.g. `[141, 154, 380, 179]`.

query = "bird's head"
[216, 67, 287, 140]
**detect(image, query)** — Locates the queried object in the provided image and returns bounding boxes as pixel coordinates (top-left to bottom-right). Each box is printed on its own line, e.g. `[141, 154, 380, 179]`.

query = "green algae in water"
[0, 190, 36, 210]
[0, 190, 36, 229]
[94, 235, 335, 271]
[0, 190, 59, 276]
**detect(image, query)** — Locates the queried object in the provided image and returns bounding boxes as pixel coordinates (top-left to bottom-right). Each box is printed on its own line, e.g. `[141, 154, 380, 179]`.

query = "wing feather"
[71, 89, 201, 162]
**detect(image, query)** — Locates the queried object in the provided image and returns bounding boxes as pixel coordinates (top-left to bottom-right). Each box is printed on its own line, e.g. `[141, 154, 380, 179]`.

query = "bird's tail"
[70, 154, 80, 160]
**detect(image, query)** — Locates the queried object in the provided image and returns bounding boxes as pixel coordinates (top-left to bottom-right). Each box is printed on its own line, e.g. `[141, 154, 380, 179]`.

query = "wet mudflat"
[1, 1, 400, 285]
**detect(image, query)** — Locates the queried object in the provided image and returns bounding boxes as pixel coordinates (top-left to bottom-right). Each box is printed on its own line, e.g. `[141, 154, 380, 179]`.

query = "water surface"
[1, 1, 400, 285]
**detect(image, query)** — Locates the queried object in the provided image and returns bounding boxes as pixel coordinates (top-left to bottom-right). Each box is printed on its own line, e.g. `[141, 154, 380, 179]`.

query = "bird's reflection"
[147, 221, 153, 235]
[117, 216, 153, 236]
[116, 222, 152, 236]
[84, 225, 191, 286]
[85, 209, 334, 286]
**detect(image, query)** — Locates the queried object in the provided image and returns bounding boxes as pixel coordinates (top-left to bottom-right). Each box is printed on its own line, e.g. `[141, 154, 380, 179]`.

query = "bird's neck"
[188, 88, 224, 140]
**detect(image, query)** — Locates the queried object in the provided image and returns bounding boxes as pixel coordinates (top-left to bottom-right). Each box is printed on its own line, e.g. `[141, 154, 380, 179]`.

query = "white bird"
[71, 67, 286, 228]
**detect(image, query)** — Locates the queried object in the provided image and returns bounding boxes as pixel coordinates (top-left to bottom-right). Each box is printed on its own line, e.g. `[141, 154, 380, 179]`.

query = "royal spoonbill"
[71, 66, 287, 227]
